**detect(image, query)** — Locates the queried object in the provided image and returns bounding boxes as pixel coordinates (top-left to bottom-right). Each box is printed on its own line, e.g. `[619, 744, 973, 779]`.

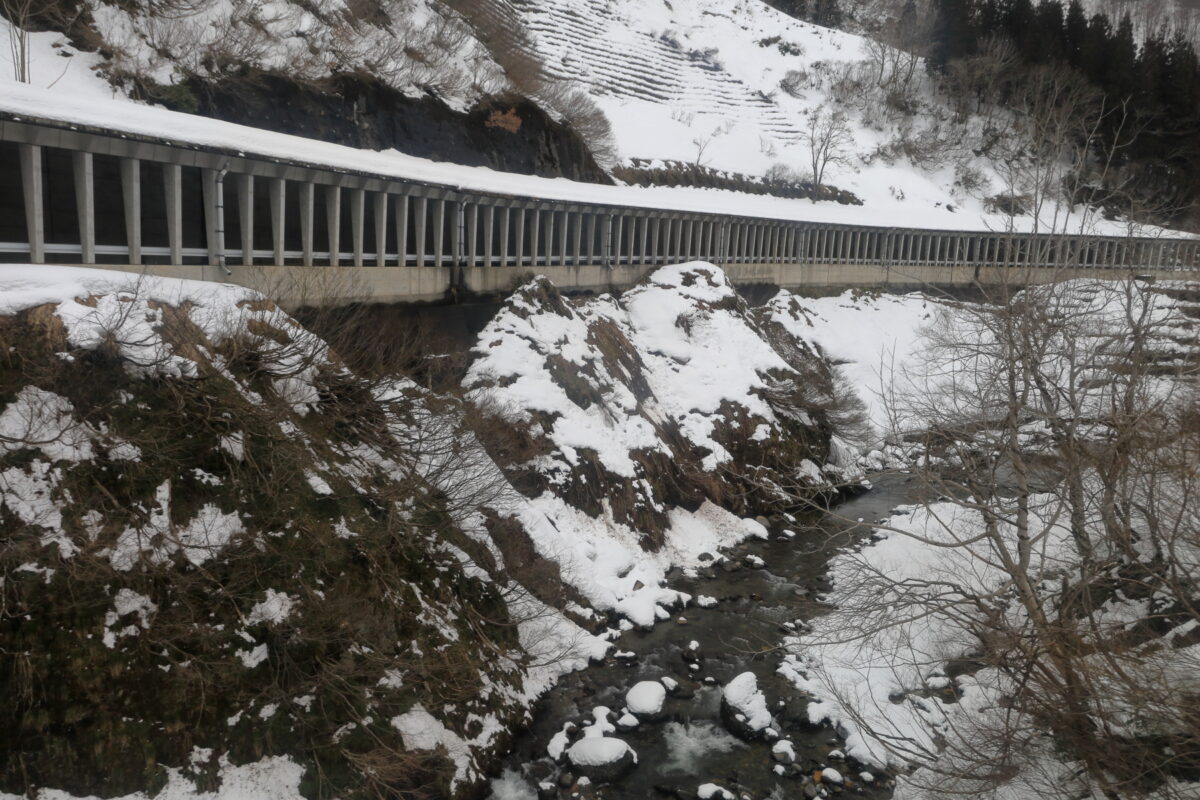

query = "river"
[488, 474, 915, 800]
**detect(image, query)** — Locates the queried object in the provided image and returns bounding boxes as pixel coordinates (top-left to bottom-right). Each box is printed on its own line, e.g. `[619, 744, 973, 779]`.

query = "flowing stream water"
[489, 474, 916, 800]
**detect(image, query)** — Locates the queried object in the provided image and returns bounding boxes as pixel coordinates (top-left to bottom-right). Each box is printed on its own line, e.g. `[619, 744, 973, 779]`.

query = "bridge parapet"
[1, 115, 1198, 304]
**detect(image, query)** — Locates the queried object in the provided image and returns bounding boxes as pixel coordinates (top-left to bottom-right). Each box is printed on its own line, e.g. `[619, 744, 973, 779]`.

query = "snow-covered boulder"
[565, 737, 638, 783]
[625, 680, 667, 719]
[720, 672, 773, 739]
[772, 739, 797, 764]
[697, 783, 737, 800]
[821, 767, 844, 785]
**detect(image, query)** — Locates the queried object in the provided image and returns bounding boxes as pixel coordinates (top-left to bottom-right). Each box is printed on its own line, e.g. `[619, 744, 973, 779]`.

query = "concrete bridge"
[3, 104, 1199, 306]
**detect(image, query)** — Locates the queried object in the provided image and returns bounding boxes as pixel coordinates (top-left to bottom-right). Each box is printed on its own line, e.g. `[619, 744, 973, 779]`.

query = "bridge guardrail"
[1, 116, 1197, 286]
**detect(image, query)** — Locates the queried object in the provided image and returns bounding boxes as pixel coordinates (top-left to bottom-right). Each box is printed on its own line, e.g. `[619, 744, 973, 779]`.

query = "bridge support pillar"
[466, 203, 478, 268]
[636, 214, 647, 265]
[120, 158, 141, 265]
[514, 207, 525, 268]
[394, 194, 409, 267]
[374, 192, 388, 266]
[530, 206, 540, 268]
[237, 174, 254, 266]
[299, 182, 314, 266]
[529, 207, 539, 268]
[601, 214, 612, 267]
[576, 209, 585, 266]
[500, 207, 512, 267]
[558, 210, 569, 267]
[325, 185, 342, 266]
[350, 187, 365, 267]
[484, 205, 495, 267]
[628, 216, 637, 264]
[433, 199, 446, 268]
[72, 151, 95, 264]
[585, 213, 596, 266]
[270, 178, 286, 266]
[163, 163, 182, 265]
[19, 144, 44, 263]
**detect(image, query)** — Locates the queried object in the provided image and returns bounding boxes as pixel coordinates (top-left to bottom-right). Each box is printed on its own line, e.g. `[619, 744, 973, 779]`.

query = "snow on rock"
[625, 680, 667, 718]
[697, 784, 736, 800]
[821, 767, 845, 784]
[102, 588, 157, 648]
[583, 706, 617, 738]
[0, 386, 94, 462]
[720, 672, 773, 739]
[762, 288, 942, 440]
[565, 737, 638, 783]
[771, 739, 797, 764]
[547, 722, 576, 761]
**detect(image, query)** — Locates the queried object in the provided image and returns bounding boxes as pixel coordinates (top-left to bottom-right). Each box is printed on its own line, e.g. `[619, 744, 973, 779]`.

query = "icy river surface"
[488, 475, 914, 800]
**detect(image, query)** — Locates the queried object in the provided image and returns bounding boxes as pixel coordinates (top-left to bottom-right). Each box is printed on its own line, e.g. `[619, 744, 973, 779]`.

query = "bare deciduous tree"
[0, 0, 34, 83]
[804, 107, 854, 190]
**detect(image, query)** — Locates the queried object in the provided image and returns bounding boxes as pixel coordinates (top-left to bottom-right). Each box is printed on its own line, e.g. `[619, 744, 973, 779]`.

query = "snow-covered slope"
[772, 277, 1200, 796]
[475, 0, 999, 220]
[767, 280, 1200, 441]
[464, 263, 856, 626]
[0, 1, 508, 111]
[0, 264, 608, 799]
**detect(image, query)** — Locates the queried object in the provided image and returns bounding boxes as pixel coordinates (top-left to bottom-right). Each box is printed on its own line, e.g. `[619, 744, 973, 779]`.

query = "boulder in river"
[772, 739, 797, 764]
[720, 672, 773, 740]
[565, 737, 638, 783]
[697, 782, 737, 799]
[625, 680, 668, 719]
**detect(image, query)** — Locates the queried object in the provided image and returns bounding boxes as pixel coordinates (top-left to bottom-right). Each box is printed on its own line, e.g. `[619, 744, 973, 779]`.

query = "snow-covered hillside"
[770, 278, 1200, 800]
[1, 1, 508, 110]
[473, 0, 1047, 227]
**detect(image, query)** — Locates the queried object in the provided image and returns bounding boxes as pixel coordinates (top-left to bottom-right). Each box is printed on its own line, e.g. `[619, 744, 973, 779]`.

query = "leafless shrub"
[550, 87, 619, 168]
[780, 68, 808, 97]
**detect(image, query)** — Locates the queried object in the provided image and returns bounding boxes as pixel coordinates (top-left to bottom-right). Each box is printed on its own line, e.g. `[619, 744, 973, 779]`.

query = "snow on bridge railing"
[0, 105, 1197, 282]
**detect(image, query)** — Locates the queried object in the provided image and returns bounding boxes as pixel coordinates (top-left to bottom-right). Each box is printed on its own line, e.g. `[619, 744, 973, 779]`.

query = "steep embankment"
[6, 2, 608, 181]
[465, 263, 860, 627]
[0, 262, 851, 799]
[0, 266, 605, 800]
